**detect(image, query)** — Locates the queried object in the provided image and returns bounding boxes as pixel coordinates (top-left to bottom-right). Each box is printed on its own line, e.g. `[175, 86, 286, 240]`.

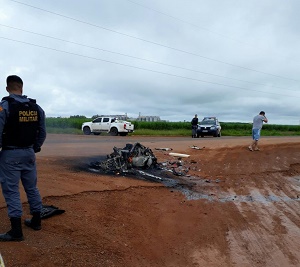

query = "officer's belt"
[2, 146, 33, 150]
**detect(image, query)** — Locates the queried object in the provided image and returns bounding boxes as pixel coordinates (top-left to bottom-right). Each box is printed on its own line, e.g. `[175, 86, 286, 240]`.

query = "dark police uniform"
[191, 116, 198, 138]
[0, 94, 46, 218]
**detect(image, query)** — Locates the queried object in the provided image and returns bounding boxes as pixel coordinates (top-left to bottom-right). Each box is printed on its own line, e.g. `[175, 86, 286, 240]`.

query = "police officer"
[191, 114, 198, 138]
[0, 75, 46, 241]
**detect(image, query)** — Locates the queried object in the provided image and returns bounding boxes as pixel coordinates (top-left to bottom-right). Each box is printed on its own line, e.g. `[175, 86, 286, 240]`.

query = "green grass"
[45, 127, 300, 137]
[45, 118, 300, 136]
[46, 127, 83, 134]
[221, 129, 300, 137]
[131, 129, 189, 136]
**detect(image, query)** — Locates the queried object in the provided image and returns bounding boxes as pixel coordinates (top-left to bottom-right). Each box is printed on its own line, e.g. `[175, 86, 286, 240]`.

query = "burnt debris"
[89, 142, 157, 174]
[89, 142, 189, 177]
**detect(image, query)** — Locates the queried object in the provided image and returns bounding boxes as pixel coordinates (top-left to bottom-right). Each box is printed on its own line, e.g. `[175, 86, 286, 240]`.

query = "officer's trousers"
[192, 126, 198, 137]
[0, 148, 42, 218]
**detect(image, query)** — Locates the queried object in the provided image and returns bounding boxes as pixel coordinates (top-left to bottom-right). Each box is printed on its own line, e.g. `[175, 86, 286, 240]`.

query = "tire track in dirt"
[227, 185, 300, 266]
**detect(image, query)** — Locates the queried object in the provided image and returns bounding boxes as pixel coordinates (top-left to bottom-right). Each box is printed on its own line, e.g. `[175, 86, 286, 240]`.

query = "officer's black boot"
[24, 212, 41, 230]
[0, 217, 24, 241]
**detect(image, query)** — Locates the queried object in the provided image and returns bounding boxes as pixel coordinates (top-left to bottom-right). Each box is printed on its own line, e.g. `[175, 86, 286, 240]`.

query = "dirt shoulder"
[1, 135, 300, 267]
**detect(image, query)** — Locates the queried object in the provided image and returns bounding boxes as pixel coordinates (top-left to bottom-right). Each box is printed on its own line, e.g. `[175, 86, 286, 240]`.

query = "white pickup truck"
[82, 117, 134, 136]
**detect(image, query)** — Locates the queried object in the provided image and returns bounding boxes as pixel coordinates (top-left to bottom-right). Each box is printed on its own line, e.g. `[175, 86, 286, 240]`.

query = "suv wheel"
[83, 127, 91, 135]
[110, 127, 118, 136]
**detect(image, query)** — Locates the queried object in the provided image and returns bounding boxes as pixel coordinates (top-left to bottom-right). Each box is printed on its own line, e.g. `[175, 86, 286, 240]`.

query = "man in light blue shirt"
[248, 111, 268, 151]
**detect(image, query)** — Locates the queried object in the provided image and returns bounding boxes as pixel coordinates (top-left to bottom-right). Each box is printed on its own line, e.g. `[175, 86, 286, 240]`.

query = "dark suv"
[196, 117, 221, 137]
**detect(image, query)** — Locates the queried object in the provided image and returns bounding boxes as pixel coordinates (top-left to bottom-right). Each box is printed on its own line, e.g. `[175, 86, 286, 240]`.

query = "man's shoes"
[24, 218, 42, 230]
[0, 231, 24, 242]
[248, 146, 253, 151]
[24, 212, 42, 231]
[0, 217, 24, 242]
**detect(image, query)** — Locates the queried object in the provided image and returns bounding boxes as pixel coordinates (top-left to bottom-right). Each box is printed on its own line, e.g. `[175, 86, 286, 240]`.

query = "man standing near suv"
[248, 111, 268, 151]
[191, 114, 198, 138]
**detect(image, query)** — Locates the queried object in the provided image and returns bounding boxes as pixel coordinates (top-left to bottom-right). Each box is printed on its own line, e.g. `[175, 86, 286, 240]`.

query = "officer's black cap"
[6, 75, 23, 85]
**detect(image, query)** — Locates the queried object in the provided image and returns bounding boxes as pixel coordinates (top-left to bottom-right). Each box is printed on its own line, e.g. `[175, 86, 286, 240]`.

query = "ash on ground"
[89, 142, 191, 186]
[88, 143, 225, 201]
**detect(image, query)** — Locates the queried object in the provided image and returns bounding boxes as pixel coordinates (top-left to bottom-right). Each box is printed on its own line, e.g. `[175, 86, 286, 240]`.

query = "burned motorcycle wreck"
[89, 142, 189, 180]
[89, 142, 158, 174]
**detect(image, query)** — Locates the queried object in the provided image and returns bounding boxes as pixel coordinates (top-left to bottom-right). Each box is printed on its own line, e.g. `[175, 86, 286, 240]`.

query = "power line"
[0, 23, 296, 92]
[8, 0, 300, 83]
[1, 36, 299, 99]
[125, 0, 247, 44]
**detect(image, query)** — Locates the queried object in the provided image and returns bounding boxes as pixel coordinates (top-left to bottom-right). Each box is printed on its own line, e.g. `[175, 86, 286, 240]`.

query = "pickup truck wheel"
[110, 127, 118, 136]
[83, 127, 91, 135]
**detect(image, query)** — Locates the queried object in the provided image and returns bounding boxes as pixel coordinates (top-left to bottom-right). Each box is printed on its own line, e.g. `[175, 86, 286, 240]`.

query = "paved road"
[41, 134, 300, 157]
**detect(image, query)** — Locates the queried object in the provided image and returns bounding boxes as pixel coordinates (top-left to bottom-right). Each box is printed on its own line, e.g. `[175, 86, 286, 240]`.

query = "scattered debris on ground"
[155, 147, 173, 151]
[0, 253, 5, 267]
[190, 145, 203, 150]
[41, 205, 65, 219]
[169, 152, 190, 158]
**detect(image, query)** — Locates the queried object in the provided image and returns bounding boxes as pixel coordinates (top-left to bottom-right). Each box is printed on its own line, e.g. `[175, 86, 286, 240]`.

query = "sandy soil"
[1, 134, 300, 267]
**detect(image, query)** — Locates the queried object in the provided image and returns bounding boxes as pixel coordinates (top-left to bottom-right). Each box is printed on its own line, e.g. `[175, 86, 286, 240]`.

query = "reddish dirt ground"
[1, 134, 300, 267]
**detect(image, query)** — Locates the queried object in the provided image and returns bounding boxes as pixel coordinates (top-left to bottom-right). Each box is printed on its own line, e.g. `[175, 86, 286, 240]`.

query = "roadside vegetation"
[45, 117, 300, 136]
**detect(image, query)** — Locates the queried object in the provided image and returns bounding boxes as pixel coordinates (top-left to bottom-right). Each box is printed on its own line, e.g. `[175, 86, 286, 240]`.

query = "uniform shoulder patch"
[0, 106, 3, 112]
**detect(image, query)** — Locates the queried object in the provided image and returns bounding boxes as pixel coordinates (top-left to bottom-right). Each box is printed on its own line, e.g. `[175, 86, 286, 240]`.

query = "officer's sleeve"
[0, 101, 8, 149]
[35, 105, 47, 148]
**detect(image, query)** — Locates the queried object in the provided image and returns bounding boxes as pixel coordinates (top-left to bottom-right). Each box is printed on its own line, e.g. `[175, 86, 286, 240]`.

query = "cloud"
[0, 0, 299, 124]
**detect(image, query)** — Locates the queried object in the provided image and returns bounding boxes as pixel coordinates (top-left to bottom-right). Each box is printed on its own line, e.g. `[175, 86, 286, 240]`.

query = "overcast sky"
[1, 0, 299, 124]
